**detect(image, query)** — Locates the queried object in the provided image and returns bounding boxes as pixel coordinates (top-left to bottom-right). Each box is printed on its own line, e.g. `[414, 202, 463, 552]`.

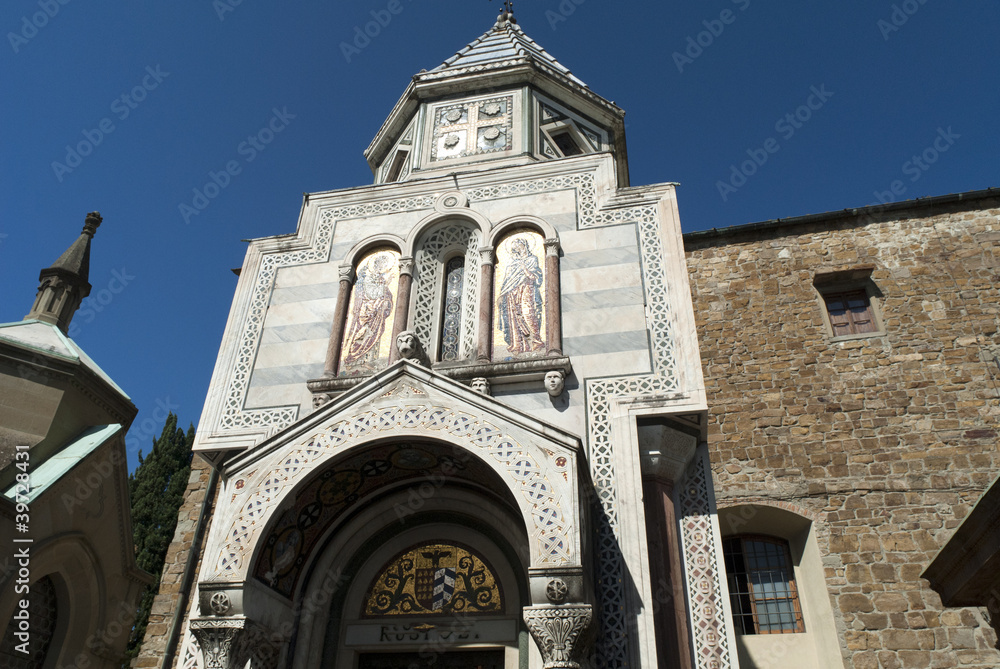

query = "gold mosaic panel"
[493, 230, 546, 361]
[363, 542, 503, 617]
[340, 248, 400, 376]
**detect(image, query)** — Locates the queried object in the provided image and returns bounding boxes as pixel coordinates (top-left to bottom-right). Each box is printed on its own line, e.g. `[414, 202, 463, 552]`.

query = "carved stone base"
[523, 604, 593, 669]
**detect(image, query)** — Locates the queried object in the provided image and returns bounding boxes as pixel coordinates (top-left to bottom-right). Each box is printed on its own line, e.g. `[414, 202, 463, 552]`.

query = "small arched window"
[439, 256, 466, 362]
[723, 535, 804, 634]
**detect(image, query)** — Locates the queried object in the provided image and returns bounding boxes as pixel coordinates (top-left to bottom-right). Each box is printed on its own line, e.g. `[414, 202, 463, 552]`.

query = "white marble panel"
[562, 263, 641, 294]
[563, 305, 646, 338]
[254, 338, 327, 370]
[261, 299, 337, 328]
[245, 381, 312, 411]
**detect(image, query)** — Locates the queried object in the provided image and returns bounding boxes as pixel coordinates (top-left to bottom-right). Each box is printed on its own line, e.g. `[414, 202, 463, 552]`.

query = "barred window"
[439, 256, 465, 362]
[723, 536, 804, 634]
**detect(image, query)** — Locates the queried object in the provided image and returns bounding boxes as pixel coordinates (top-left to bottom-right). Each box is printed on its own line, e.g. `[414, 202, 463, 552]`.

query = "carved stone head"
[471, 377, 491, 396]
[312, 393, 331, 409]
[396, 330, 417, 359]
[544, 370, 565, 397]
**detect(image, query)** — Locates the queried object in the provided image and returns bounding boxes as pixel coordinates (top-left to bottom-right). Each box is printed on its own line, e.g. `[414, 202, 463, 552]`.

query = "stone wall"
[134, 455, 217, 669]
[685, 194, 1000, 669]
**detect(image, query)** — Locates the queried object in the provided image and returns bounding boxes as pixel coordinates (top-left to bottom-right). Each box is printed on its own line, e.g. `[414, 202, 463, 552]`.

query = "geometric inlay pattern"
[678, 446, 733, 669]
[212, 402, 573, 583]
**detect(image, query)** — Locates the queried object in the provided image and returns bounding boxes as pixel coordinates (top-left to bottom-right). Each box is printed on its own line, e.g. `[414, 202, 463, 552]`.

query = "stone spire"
[25, 211, 102, 333]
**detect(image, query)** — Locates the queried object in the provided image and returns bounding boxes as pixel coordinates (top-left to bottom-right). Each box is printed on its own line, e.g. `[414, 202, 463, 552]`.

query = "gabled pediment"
[225, 359, 581, 474]
[202, 360, 586, 586]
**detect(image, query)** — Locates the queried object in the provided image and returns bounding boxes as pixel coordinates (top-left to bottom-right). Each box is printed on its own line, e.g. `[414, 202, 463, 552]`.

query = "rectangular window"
[822, 289, 877, 336]
[724, 536, 805, 634]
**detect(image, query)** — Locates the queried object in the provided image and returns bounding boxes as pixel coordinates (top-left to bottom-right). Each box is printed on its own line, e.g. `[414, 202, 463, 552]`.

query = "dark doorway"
[358, 649, 505, 668]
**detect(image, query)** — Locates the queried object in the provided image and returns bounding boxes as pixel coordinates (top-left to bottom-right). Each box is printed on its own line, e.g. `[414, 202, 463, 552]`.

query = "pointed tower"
[365, 7, 630, 187]
[25, 211, 101, 333]
[0, 212, 151, 669]
[160, 10, 730, 669]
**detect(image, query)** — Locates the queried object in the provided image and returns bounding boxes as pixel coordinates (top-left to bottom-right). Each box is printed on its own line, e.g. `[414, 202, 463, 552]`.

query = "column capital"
[544, 237, 561, 256]
[189, 617, 247, 669]
[523, 604, 593, 669]
[338, 264, 355, 283]
[398, 255, 415, 276]
[479, 246, 495, 265]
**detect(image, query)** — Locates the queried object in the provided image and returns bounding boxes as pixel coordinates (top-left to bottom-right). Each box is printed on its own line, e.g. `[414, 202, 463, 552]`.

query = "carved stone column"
[189, 617, 247, 669]
[477, 245, 495, 362]
[389, 256, 414, 363]
[543, 237, 563, 357]
[523, 604, 593, 669]
[323, 264, 355, 376]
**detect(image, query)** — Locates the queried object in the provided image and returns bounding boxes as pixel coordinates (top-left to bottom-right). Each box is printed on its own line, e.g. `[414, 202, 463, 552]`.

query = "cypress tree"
[122, 413, 194, 666]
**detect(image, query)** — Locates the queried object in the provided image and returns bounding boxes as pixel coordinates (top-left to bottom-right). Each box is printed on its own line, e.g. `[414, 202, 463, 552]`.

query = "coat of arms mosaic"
[363, 542, 503, 617]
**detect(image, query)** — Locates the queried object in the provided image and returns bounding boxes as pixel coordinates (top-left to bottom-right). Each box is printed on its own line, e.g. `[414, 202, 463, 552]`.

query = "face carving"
[544, 370, 565, 397]
[396, 331, 417, 358]
[471, 377, 491, 395]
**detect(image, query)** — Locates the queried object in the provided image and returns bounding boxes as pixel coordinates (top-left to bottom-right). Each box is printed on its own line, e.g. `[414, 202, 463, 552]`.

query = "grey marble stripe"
[561, 246, 639, 271]
[562, 286, 643, 311]
[562, 330, 648, 356]
[249, 363, 324, 388]
[269, 282, 340, 306]
[260, 322, 332, 344]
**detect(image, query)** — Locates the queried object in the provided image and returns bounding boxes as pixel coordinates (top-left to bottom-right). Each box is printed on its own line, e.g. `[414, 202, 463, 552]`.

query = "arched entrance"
[190, 363, 593, 669]
[249, 439, 530, 668]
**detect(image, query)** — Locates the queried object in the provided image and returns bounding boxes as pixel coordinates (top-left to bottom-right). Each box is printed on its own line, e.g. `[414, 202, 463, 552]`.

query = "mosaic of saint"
[493, 231, 546, 361]
[253, 442, 499, 599]
[363, 542, 503, 617]
[340, 248, 400, 376]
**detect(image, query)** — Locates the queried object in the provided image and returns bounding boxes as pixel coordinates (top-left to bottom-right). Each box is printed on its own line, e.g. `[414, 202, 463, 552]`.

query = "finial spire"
[491, 0, 516, 27]
[24, 211, 102, 334]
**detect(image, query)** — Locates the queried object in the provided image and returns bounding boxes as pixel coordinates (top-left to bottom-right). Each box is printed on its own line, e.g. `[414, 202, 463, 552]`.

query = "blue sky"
[1, 1, 997, 468]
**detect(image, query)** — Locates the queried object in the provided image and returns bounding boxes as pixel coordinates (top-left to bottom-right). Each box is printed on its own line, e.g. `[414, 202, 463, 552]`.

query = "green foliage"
[122, 413, 194, 667]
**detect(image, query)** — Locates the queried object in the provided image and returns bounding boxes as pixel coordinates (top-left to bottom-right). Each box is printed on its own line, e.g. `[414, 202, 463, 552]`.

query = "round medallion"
[444, 109, 463, 123]
[546, 578, 569, 604]
[481, 102, 502, 116]
[209, 592, 232, 615]
[443, 134, 461, 149]
[443, 196, 459, 207]
[318, 470, 362, 505]
[235, 479, 245, 490]
[483, 127, 502, 141]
